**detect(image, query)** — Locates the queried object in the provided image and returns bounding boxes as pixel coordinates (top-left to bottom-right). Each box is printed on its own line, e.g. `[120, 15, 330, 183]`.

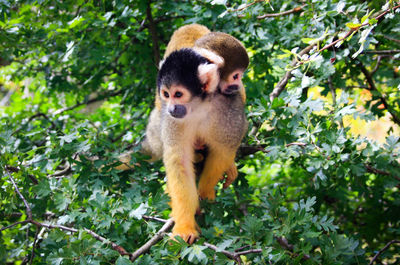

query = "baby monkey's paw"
[198, 186, 216, 201]
[223, 163, 238, 189]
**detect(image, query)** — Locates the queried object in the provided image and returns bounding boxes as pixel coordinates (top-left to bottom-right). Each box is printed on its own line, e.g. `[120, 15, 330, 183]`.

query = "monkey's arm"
[197, 144, 237, 200]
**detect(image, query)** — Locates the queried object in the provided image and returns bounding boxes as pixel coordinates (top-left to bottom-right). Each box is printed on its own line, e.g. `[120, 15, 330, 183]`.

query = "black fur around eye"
[163, 91, 170, 98]
[233, 73, 239, 80]
[175, 91, 183, 98]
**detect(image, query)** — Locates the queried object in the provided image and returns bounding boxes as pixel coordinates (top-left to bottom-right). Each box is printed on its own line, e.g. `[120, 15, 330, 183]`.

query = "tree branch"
[257, 5, 306, 19]
[83, 228, 130, 256]
[203, 242, 244, 263]
[146, 0, 161, 66]
[365, 49, 400, 55]
[13, 112, 57, 135]
[355, 59, 400, 126]
[269, 4, 400, 100]
[371, 55, 382, 75]
[230, 0, 264, 13]
[369, 240, 400, 265]
[269, 44, 315, 101]
[53, 90, 123, 115]
[130, 218, 174, 261]
[0, 220, 30, 232]
[7, 173, 33, 219]
[28, 227, 40, 265]
[3, 170, 130, 257]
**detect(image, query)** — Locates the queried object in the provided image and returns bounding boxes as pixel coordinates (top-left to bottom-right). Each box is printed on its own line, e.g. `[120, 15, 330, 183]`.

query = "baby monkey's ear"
[198, 63, 219, 94]
[195, 48, 224, 94]
[194, 47, 224, 67]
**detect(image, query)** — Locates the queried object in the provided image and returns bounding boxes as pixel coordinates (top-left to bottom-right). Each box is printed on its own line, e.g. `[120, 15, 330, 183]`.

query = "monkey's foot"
[223, 164, 238, 189]
[198, 187, 216, 201]
[172, 225, 199, 244]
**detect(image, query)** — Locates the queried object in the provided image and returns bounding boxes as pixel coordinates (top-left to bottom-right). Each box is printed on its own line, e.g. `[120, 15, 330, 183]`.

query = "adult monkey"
[145, 24, 249, 189]
[140, 25, 249, 243]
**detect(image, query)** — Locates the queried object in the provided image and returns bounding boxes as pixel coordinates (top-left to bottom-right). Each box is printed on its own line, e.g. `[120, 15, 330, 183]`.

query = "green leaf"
[345, 22, 362, 29]
[68, 16, 85, 29]
[115, 256, 133, 265]
[129, 203, 148, 219]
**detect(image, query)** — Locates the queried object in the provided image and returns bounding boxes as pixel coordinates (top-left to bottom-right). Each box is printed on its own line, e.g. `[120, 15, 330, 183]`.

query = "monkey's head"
[195, 32, 249, 96]
[157, 48, 222, 119]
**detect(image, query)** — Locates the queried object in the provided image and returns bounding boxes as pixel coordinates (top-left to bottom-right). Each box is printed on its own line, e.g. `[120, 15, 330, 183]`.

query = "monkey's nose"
[225, 85, 239, 94]
[169, 104, 187, 118]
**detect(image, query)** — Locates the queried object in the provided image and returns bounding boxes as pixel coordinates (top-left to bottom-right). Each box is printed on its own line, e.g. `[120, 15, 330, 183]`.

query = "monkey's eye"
[174, 91, 183, 98]
[233, 73, 239, 80]
[163, 91, 170, 98]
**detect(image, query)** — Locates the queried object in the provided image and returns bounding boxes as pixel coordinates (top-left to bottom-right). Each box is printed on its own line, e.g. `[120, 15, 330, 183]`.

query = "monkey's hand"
[223, 162, 238, 189]
[198, 187, 217, 201]
[171, 224, 199, 244]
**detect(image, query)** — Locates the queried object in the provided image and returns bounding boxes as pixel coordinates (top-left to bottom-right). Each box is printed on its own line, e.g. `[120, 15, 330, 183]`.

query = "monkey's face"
[157, 49, 221, 119]
[219, 69, 245, 95]
[160, 84, 193, 119]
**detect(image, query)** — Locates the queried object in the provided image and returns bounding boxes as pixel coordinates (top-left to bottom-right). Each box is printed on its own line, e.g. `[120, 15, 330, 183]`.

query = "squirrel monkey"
[155, 24, 248, 109]
[164, 25, 250, 189]
[143, 48, 247, 243]
[144, 48, 225, 243]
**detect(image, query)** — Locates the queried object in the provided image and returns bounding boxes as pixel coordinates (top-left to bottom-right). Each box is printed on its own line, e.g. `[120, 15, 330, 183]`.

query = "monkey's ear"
[198, 63, 219, 93]
[194, 48, 224, 68]
[158, 59, 165, 69]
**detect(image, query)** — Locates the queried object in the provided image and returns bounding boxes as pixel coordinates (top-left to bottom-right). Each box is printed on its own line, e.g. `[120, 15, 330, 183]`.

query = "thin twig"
[371, 56, 382, 75]
[269, 4, 400, 101]
[142, 215, 168, 223]
[257, 5, 306, 19]
[53, 90, 123, 115]
[13, 112, 56, 135]
[49, 161, 71, 178]
[29, 227, 40, 265]
[275, 236, 310, 260]
[7, 173, 33, 219]
[369, 240, 400, 265]
[230, 0, 264, 12]
[84, 228, 130, 255]
[356, 59, 400, 125]
[130, 218, 174, 261]
[365, 49, 400, 55]
[319, 4, 400, 53]
[154, 15, 186, 24]
[203, 242, 242, 263]
[269, 44, 315, 100]
[235, 248, 263, 256]
[382, 35, 400, 44]
[3, 172, 130, 257]
[0, 220, 30, 232]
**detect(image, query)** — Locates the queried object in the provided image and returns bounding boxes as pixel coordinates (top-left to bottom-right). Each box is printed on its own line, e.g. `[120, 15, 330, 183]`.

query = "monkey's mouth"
[168, 104, 187, 119]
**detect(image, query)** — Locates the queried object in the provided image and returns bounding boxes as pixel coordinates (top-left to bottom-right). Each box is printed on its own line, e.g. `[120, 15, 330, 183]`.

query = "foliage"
[1, 0, 400, 264]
